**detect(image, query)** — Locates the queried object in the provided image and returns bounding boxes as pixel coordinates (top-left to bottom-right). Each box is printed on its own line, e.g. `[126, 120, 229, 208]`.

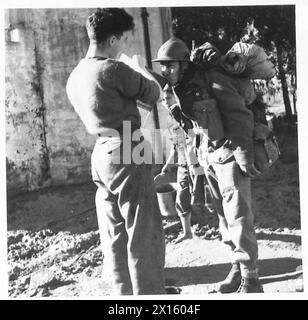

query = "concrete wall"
[5, 8, 173, 196]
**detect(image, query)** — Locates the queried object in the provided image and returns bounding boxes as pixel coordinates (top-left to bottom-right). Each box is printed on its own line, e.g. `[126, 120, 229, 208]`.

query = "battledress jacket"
[173, 65, 256, 166]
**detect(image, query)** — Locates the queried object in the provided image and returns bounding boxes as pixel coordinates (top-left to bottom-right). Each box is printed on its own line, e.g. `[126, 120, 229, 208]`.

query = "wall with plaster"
[5, 8, 173, 196]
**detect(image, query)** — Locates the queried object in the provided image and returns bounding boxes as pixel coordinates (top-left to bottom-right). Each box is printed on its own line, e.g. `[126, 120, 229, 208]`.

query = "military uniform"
[173, 64, 259, 278]
[154, 36, 263, 292]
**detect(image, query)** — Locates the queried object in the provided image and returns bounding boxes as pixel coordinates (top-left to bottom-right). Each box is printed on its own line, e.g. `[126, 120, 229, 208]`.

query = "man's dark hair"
[86, 8, 135, 43]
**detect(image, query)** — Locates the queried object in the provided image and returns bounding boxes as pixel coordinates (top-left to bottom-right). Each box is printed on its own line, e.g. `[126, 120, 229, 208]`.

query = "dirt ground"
[6, 120, 304, 297]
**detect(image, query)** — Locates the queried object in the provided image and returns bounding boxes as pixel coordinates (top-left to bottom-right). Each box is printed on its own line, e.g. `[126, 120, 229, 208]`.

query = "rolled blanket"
[220, 42, 276, 80]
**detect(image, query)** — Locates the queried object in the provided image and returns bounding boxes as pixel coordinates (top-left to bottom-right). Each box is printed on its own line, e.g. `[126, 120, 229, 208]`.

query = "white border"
[1, 0, 307, 301]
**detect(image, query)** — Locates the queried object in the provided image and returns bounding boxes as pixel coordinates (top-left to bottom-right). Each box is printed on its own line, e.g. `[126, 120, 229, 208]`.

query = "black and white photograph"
[1, 0, 307, 300]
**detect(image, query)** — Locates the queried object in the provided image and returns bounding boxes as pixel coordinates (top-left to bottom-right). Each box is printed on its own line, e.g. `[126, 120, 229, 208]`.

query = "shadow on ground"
[165, 257, 302, 287]
[256, 232, 301, 244]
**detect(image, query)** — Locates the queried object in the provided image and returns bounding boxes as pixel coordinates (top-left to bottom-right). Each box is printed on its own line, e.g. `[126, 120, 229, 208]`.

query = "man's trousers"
[205, 157, 259, 276]
[91, 136, 166, 295]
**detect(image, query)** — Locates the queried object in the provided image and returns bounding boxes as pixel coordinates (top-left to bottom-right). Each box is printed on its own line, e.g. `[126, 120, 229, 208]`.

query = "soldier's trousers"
[91, 136, 166, 295]
[206, 157, 259, 276]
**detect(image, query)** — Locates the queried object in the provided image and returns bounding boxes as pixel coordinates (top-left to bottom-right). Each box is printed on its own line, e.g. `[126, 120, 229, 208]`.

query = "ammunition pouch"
[192, 98, 225, 141]
[253, 123, 280, 172]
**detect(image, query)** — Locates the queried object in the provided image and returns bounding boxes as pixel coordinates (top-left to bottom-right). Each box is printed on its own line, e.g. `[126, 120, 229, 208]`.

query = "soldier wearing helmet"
[153, 37, 191, 87]
[153, 37, 263, 294]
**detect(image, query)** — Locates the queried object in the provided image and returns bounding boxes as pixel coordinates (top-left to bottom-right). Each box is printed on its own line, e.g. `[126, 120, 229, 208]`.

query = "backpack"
[191, 41, 280, 173]
[191, 41, 276, 80]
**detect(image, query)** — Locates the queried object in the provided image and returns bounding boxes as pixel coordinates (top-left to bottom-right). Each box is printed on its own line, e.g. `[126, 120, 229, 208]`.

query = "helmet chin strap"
[165, 61, 187, 86]
[177, 61, 186, 84]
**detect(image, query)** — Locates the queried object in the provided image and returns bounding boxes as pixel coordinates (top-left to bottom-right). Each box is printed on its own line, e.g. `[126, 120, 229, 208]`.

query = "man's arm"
[145, 67, 168, 89]
[116, 57, 162, 105]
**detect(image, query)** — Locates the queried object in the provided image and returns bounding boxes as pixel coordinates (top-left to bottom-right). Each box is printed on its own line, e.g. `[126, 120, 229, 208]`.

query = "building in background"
[5, 7, 173, 196]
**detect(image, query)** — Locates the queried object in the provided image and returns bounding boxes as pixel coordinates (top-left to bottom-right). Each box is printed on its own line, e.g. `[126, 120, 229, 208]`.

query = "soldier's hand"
[239, 163, 261, 178]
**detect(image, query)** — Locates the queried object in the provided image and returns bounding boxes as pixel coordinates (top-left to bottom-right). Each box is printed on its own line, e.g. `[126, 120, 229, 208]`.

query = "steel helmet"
[153, 37, 191, 62]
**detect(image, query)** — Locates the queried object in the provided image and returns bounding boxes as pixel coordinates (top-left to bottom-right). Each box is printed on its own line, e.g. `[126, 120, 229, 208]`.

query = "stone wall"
[5, 8, 172, 196]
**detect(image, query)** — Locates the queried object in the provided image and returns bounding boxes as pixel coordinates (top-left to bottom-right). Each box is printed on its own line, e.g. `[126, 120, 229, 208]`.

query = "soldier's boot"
[236, 277, 264, 293]
[217, 263, 242, 293]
